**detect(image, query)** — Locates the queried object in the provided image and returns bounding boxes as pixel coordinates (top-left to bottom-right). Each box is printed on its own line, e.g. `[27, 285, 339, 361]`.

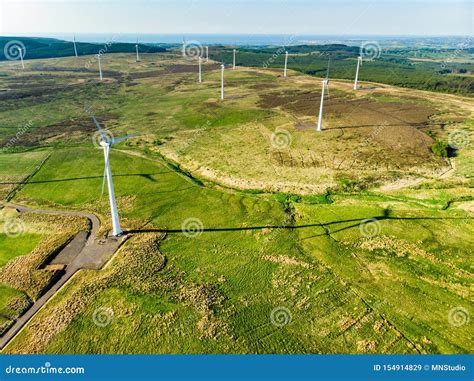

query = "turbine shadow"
[325, 123, 427, 130]
[124, 215, 470, 235]
[0, 173, 164, 185]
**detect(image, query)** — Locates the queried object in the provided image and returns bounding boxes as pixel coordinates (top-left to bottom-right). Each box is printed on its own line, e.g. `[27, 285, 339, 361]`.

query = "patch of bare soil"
[0, 115, 114, 148]
[247, 82, 280, 91]
[0, 83, 86, 101]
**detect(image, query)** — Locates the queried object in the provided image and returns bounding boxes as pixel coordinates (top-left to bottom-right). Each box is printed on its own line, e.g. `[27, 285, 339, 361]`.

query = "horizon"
[1, 33, 472, 48]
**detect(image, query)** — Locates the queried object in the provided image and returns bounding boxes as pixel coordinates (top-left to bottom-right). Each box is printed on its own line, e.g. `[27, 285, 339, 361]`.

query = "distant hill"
[0, 36, 167, 61]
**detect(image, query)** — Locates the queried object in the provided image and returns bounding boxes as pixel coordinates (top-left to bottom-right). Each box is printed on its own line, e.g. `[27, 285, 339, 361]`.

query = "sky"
[0, 0, 472, 37]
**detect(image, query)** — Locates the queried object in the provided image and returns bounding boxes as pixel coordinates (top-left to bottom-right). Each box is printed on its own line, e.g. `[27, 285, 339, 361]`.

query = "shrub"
[431, 140, 449, 157]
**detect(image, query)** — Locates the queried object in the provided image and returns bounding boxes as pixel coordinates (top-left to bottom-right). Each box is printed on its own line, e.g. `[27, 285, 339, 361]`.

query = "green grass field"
[0, 52, 472, 354]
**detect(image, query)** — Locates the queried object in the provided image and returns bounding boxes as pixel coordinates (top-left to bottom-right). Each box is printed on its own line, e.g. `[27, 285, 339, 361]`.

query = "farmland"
[0, 49, 472, 354]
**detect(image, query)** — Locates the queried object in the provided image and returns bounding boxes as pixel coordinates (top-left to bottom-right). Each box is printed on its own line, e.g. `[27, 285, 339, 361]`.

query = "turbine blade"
[111, 134, 136, 144]
[91, 116, 108, 142]
[325, 58, 331, 79]
[91, 116, 104, 132]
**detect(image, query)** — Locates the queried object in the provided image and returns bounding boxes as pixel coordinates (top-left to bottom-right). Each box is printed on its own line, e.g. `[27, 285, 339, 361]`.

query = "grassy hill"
[0, 52, 472, 354]
[0, 37, 166, 61]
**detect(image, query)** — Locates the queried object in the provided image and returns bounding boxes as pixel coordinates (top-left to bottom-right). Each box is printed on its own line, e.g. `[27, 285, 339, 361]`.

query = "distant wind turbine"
[92, 116, 134, 236]
[284, 51, 288, 77]
[233, 49, 236, 70]
[221, 64, 225, 100]
[316, 60, 331, 132]
[353, 56, 362, 90]
[18, 47, 25, 70]
[98, 53, 103, 81]
[73, 36, 78, 57]
[198, 56, 202, 83]
[182, 37, 186, 57]
[206, 46, 209, 62]
[135, 39, 140, 62]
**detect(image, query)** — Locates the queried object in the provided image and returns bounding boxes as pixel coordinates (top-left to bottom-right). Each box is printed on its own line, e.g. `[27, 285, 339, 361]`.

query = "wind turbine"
[92, 116, 134, 236]
[220, 64, 225, 100]
[73, 35, 78, 57]
[233, 49, 236, 70]
[18, 46, 25, 70]
[97, 53, 103, 81]
[284, 51, 288, 77]
[353, 56, 362, 90]
[182, 37, 186, 57]
[316, 60, 331, 132]
[198, 56, 202, 83]
[135, 38, 140, 62]
[206, 46, 209, 62]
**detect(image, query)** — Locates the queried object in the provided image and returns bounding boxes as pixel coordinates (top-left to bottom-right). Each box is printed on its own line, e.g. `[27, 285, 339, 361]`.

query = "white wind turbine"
[220, 64, 225, 100]
[92, 116, 134, 236]
[97, 53, 103, 81]
[206, 46, 209, 62]
[73, 35, 78, 57]
[284, 51, 288, 77]
[198, 56, 202, 83]
[182, 37, 186, 57]
[18, 46, 25, 70]
[135, 39, 140, 62]
[353, 56, 362, 90]
[316, 61, 331, 132]
[233, 49, 236, 70]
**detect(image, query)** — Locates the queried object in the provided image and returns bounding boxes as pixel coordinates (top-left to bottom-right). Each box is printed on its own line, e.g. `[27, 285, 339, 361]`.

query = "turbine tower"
[92, 116, 134, 236]
[220, 64, 225, 100]
[73, 35, 78, 57]
[18, 47, 25, 70]
[135, 39, 140, 62]
[353, 56, 362, 90]
[317, 60, 331, 132]
[206, 46, 209, 62]
[98, 53, 103, 81]
[198, 56, 202, 83]
[284, 51, 288, 77]
[233, 49, 236, 70]
[182, 37, 186, 57]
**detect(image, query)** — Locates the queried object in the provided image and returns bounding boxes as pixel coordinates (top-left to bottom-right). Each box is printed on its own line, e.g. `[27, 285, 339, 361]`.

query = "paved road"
[0, 203, 126, 350]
